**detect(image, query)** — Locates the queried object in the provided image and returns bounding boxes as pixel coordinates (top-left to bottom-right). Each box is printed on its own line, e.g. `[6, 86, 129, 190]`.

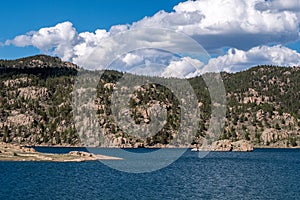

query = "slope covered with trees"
[0, 55, 299, 147]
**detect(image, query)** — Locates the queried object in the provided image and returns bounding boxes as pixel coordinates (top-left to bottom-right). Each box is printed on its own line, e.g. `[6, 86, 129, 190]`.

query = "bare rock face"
[211, 140, 233, 151]
[113, 137, 125, 146]
[242, 88, 270, 105]
[133, 142, 144, 148]
[7, 113, 34, 127]
[3, 77, 31, 87]
[18, 86, 48, 100]
[232, 140, 254, 152]
[197, 140, 254, 152]
[260, 128, 289, 144]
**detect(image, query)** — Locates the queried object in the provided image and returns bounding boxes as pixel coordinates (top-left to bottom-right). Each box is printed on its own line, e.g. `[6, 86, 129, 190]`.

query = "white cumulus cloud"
[122, 53, 144, 66]
[6, 21, 78, 61]
[4, 0, 300, 77]
[203, 45, 300, 73]
[162, 57, 204, 78]
[133, 0, 300, 51]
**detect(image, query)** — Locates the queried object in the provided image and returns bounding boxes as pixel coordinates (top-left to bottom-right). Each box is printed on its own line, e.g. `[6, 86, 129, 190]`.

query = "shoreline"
[26, 144, 300, 149]
[1, 143, 300, 162]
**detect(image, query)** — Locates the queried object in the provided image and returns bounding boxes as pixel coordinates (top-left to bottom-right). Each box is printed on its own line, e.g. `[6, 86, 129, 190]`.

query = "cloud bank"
[5, 0, 300, 77]
[134, 0, 300, 50]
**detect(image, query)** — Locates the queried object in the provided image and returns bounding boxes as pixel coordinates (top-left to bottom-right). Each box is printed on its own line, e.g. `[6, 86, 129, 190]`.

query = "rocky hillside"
[0, 55, 79, 146]
[221, 66, 300, 147]
[0, 55, 300, 148]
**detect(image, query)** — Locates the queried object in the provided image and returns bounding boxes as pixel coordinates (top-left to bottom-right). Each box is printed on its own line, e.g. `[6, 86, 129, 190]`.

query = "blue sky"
[0, 0, 183, 59]
[1, 0, 300, 76]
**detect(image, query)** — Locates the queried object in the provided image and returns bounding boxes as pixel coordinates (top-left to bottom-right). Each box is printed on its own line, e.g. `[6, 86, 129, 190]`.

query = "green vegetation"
[0, 55, 79, 146]
[0, 55, 300, 147]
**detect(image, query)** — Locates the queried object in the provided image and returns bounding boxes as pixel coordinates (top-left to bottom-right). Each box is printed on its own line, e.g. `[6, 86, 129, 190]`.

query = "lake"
[0, 148, 299, 199]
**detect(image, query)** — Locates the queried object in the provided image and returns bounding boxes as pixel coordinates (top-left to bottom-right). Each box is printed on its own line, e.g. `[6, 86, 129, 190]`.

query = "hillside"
[0, 55, 300, 148]
[0, 55, 79, 146]
[220, 66, 300, 147]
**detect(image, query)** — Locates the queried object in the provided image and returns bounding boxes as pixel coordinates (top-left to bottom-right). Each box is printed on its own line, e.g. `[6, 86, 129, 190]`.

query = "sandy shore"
[0, 143, 123, 162]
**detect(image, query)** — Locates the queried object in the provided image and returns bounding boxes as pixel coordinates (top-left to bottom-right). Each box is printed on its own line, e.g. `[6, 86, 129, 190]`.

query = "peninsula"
[0, 142, 122, 162]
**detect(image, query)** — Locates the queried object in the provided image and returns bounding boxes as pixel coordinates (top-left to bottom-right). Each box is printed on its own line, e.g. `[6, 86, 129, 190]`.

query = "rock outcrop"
[211, 140, 253, 151]
[192, 140, 253, 152]
[231, 140, 254, 152]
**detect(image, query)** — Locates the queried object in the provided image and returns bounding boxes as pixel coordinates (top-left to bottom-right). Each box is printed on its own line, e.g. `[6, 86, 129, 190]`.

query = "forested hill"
[0, 55, 300, 147]
[0, 55, 78, 79]
[0, 55, 79, 145]
[0, 55, 78, 69]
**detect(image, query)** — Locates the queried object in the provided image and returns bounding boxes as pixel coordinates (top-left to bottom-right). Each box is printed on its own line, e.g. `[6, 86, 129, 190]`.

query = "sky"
[0, 0, 183, 59]
[1, 0, 300, 77]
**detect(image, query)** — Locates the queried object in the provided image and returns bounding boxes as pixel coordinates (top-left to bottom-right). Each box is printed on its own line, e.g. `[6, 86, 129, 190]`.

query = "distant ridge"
[0, 55, 78, 78]
[0, 54, 78, 69]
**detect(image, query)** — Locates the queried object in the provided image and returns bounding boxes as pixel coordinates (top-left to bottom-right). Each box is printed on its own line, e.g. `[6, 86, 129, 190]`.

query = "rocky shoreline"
[2, 139, 299, 162]
[0, 142, 122, 162]
[27, 142, 298, 150]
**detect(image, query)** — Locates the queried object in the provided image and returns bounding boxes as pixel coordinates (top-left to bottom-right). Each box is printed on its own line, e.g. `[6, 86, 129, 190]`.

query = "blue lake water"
[1, 148, 300, 199]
